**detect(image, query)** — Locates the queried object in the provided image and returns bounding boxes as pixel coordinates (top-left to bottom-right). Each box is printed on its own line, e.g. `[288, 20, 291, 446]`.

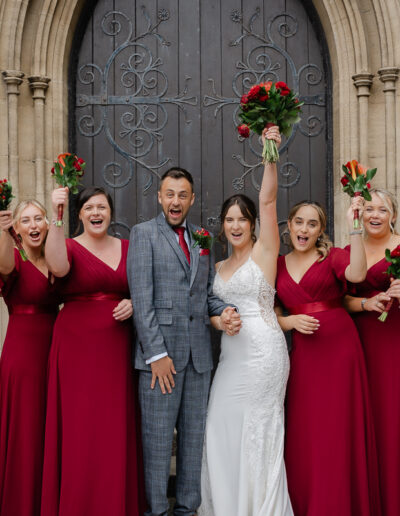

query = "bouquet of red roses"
[378, 244, 400, 322]
[51, 153, 86, 226]
[341, 160, 376, 229]
[0, 179, 28, 261]
[237, 81, 303, 163]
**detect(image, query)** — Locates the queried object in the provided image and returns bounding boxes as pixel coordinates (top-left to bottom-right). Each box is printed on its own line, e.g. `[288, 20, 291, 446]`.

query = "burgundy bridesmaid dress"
[0, 249, 58, 516]
[276, 248, 381, 516]
[349, 255, 400, 516]
[41, 239, 145, 516]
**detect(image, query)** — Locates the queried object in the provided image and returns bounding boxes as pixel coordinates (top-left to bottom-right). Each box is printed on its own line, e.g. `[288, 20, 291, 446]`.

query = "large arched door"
[70, 0, 331, 250]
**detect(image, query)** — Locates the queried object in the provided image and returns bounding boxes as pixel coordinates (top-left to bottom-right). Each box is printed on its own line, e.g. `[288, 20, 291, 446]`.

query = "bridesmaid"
[344, 188, 400, 516]
[0, 200, 58, 516]
[275, 199, 381, 516]
[41, 186, 145, 516]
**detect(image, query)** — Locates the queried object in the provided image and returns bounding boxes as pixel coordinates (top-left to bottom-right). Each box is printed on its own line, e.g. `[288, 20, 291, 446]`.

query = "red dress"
[349, 256, 400, 516]
[0, 249, 58, 516]
[41, 239, 145, 516]
[276, 248, 381, 516]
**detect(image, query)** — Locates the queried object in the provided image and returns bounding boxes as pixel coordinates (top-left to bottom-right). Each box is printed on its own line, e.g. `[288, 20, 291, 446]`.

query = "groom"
[127, 167, 239, 516]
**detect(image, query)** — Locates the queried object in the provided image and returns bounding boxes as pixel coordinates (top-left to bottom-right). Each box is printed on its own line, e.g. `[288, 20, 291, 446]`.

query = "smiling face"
[288, 204, 322, 252]
[79, 194, 111, 237]
[363, 192, 395, 238]
[223, 203, 253, 249]
[15, 204, 48, 249]
[158, 177, 195, 227]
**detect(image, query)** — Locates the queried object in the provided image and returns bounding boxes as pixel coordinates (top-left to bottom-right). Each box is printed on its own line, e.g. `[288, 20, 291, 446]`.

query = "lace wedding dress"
[199, 257, 293, 516]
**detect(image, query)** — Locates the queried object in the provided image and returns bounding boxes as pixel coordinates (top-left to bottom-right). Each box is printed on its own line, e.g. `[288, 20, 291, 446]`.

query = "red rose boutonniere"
[192, 228, 214, 256]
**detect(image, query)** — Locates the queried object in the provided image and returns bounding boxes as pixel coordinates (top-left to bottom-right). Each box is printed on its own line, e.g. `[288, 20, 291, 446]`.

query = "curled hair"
[218, 194, 258, 246]
[160, 167, 194, 191]
[13, 199, 48, 226]
[367, 188, 398, 234]
[285, 201, 332, 261]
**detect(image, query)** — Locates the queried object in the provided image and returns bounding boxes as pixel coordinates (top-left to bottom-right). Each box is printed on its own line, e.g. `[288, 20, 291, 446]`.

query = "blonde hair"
[367, 188, 398, 234]
[285, 201, 332, 261]
[13, 199, 48, 226]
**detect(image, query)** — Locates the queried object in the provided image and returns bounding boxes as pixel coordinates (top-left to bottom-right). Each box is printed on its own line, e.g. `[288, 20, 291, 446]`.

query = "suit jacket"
[127, 212, 228, 373]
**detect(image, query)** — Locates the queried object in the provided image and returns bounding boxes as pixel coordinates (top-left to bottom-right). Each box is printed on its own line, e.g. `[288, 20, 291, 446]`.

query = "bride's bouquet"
[340, 160, 376, 229]
[0, 180, 28, 261]
[378, 244, 400, 322]
[237, 81, 303, 163]
[51, 153, 86, 226]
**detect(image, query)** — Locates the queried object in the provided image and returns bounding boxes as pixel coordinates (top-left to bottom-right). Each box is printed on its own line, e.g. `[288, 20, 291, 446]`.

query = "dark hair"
[76, 186, 114, 217]
[219, 194, 258, 244]
[160, 167, 194, 190]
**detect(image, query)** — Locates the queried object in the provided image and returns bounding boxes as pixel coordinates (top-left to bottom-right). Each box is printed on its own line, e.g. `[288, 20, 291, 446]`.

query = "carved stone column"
[28, 76, 51, 205]
[2, 70, 24, 200]
[352, 73, 374, 165]
[378, 67, 399, 192]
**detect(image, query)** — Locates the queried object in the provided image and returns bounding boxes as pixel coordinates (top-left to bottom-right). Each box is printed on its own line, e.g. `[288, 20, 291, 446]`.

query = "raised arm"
[252, 125, 281, 284]
[45, 188, 70, 277]
[344, 196, 367, 283]
[0, 210, 16, 276]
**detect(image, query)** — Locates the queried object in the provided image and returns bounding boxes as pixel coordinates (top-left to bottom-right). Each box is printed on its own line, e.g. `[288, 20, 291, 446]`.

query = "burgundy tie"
[173, 226, 191, 264]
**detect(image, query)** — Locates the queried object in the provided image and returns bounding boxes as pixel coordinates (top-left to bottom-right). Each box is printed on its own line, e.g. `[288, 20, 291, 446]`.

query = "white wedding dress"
[199, 257, 293, 516]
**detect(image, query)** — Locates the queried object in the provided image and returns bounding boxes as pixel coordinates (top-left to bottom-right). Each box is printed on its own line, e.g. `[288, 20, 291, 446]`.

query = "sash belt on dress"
[64, 292, 122, 303]
[288, 297, 342, 315]
[9, 304, 58, 315]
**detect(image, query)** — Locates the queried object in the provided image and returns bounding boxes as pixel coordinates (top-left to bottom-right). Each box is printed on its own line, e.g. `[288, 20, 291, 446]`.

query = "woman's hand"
[219, 306, 242, 336]
[386, 278, 400, 303]
[261, 125, 281, 150]
[290, 314, 320, 334]
[0, 210, 14, 232]
[51, 187, 69, 219]
[113, 298, 133, 321]
[346, 195, 364, 231]
[363, 292, 391, 313]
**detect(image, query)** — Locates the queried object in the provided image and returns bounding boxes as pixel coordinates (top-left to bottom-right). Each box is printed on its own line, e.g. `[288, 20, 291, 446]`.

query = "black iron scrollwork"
[204, 8, 326, 192]
[76, 7, 198, 192]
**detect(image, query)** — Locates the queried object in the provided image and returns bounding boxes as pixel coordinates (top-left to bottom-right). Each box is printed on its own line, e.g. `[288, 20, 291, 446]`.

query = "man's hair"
[160, 167, 194, 190]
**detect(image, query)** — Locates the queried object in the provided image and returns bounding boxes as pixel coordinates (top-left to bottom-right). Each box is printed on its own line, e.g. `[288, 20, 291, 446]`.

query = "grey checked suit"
[127, 212, 228, 516]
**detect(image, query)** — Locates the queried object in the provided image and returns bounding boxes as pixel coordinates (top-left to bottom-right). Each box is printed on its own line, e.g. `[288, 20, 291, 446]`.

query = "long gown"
[0, 249, 58, 516]
[276, 248, 381, 516]
[349, 255, 400, 516]
[41, 239, 145, 516]
[199, 257, 293, 516]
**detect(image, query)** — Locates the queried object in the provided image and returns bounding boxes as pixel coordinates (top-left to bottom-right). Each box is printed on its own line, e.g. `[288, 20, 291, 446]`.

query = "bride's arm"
[252, 126, 281, 284]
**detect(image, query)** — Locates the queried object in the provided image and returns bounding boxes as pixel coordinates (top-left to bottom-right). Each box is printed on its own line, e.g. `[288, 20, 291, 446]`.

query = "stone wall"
[0, 0, 399, 344]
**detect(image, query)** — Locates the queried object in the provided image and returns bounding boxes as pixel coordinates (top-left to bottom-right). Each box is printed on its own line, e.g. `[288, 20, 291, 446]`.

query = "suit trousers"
[139, 358, 211, 516]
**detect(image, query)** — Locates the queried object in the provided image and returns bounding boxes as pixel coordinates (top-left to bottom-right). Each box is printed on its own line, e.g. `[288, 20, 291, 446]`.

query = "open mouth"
[29, 231, 41, 240]
[231, 233, 242, 238]
[169, 209, 182, 219]
[90, 219, 103, 227]
[297, 236, 308, 244]
[369, 221, 381, 227]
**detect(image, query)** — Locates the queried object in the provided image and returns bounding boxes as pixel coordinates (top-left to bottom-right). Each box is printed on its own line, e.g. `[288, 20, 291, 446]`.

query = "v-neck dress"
[0, 249, 58, 516]
[41, 239, 145, 516]
[276, 248, 381, 516]
[348, 254, 400, 516]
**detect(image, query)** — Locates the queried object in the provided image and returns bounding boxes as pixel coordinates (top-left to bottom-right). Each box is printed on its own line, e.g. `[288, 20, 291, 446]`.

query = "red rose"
[341, 176, 349, 186]
[259, 94, 269, 102]
[275, 81, 290, 96]
[200, 249, 210, 256]
[77, 158, 85, 165]
[390, 246, 400, 257]
[247, 85, 261, 100]
[73, 162, 81, 172]
[240, 94, 249, 105]
[238, 124, 250, 138]
[1, 196, 5, 200]
[366, 182, 371, 189]
[51, 167, 55, 175]
[202, 229, 210, 236]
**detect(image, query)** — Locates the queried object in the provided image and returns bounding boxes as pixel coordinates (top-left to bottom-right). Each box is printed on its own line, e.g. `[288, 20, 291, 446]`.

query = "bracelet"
[51, 219, 64, 226]
[349, 229, 363, 235]
[361, 298, 367, 311]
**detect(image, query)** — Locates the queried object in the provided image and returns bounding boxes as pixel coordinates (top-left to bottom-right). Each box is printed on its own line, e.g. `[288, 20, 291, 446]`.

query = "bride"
[199, 126, 293, 516]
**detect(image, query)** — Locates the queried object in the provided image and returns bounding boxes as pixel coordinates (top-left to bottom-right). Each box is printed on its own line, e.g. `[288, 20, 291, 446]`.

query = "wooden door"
[71, 0, 332, 251]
